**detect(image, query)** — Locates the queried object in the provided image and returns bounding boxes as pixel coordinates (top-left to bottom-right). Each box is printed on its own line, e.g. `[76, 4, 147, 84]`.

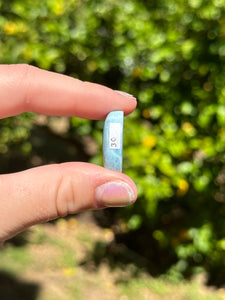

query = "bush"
[0, 0, 225, 284]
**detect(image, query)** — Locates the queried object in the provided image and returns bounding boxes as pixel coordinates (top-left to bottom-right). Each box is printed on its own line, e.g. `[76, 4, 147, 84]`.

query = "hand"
[0, 64, 137, 243]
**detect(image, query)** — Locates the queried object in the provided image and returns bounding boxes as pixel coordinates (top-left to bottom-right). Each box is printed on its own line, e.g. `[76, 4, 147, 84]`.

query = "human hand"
[0, 64, 137, 243]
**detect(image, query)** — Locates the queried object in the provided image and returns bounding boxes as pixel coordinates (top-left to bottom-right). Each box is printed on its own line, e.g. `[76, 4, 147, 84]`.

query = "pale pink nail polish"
[114, 90, 136, 99]
[95, 181, 135, 207]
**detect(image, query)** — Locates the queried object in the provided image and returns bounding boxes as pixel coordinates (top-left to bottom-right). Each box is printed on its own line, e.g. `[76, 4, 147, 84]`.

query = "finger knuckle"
[55, 173, 76, 217]
[17, 64, 37, 109]
[7, 64, 37, 110]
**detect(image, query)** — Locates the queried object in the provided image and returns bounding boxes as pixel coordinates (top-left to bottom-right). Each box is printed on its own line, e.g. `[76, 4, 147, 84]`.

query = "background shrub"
[0, 0, 225, 285]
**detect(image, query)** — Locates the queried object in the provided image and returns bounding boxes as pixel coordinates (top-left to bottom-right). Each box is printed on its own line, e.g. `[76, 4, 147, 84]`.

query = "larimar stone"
[103, 111, 124, 172]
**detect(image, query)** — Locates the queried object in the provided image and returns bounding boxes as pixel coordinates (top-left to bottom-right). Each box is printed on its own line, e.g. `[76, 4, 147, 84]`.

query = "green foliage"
[0, 113, 34, 172]
[0, 0, 225, 283]
[0, 246, 32, 273]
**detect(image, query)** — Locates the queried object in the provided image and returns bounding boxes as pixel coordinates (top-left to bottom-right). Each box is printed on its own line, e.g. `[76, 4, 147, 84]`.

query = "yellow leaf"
[68, 217, 78, 229]
[177, 179, 189, 196]
[3, 22, 18, 35]
[182, 122, 196, 135]
[142, 136, 157, 148]
[62, 267, 75, 278]
[3, 21, 27, 35]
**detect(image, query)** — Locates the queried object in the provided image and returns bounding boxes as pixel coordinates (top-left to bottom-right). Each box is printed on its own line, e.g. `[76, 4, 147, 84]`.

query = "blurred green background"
[0, 0, 225, 298]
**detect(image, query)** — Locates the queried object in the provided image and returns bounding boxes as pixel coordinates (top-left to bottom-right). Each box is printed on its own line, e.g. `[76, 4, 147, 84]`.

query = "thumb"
[0, 163, 137, 242]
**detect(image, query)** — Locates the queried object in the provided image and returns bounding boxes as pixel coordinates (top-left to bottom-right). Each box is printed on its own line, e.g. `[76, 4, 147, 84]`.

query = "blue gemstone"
[103, 111, 124, 172]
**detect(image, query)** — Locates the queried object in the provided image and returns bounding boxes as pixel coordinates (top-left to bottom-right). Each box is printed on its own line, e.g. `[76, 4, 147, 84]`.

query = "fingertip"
[95, 180, 136, 208]
[118, 173, 138, 202]
[81, 81, 137, 119]
[112, 89, 137, 117]
[94, 169, 138, 208]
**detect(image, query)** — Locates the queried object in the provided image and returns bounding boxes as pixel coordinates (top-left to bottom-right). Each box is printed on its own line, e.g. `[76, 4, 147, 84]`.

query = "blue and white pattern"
[103, 111, 124, 172]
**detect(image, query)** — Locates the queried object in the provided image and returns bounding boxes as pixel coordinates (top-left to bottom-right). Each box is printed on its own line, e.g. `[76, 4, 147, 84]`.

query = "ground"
[0, 212, 225, 300]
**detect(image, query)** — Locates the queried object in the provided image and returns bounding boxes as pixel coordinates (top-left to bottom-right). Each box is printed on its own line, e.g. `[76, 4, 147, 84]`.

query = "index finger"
[0, 64, 137, 119]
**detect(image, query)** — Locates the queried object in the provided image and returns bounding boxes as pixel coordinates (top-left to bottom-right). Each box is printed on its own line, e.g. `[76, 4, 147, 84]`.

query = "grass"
[0, 246, 32, 274]
[118, 277, 224, 300]
[0, 213, 225, 300]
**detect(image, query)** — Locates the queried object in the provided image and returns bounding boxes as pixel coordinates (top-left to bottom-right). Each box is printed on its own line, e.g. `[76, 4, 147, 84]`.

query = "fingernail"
[95, 181, 135, 207]
[114, 90, 136, 99]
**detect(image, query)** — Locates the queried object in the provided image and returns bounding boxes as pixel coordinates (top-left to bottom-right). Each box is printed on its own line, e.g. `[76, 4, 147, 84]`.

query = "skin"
[0, 64, 137, 243]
